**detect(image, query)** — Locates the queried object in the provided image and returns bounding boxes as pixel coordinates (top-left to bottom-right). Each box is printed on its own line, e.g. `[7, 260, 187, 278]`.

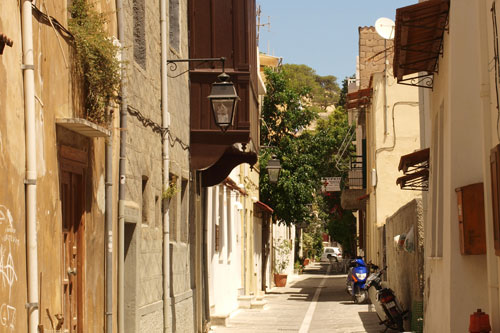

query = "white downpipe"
[22, 1, 40, 331]
[160, 0, 170, 330]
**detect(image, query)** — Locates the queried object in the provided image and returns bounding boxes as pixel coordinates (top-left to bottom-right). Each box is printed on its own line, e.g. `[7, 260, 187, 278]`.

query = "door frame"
[59, 144, 87, 332]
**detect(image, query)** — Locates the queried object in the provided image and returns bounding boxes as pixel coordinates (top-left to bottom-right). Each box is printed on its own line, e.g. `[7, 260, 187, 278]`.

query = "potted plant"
[294, 261, 303, 275]
[274, 238, 291, 287]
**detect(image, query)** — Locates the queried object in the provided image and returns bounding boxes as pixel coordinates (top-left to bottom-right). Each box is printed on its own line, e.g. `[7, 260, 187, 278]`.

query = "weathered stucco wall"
[385, 199, 424, 317]
[1, 0, 116, 331]
[0, 2, 28, 331]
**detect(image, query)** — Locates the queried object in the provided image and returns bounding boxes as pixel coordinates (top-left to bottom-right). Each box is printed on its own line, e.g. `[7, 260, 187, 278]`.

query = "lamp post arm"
[167, 57, 226, 77]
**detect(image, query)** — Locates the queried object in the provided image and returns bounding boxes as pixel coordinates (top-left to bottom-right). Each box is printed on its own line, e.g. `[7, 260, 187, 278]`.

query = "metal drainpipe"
[203, 187, 210, 327]
[160, 0, 171, 329]
[384, 39, 388, 135]
[21, 1, 39, 331]
[243, 187, 247, 293]
[115, 0, 127, 329]
[105, 134, 113, 332]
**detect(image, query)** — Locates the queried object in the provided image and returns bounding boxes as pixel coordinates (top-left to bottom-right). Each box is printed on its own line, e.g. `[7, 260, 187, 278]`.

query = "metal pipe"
[203, 187, 210, 327]
[242, 182, 247, 293]
[105, 134, 113, 332]
[384, 39, 388, 135]
[160, 0, 171, 329]
[21, 1, 39, 331]
[115, 0, 127, 328]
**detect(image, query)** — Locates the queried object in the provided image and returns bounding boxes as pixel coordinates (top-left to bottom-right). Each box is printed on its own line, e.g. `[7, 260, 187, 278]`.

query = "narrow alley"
[212, 262, 381, 333]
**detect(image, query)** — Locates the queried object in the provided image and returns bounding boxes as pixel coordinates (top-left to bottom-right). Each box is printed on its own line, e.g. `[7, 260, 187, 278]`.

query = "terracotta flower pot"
[274, 273, 287, 287]
[303, 258, 310, 266]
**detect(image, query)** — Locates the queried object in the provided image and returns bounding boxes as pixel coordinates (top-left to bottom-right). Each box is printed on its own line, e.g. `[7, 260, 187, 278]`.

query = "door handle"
[67, 267, 77, 276]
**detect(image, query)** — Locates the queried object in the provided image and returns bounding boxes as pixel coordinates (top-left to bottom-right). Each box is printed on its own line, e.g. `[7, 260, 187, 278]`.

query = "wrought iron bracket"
[0, 33, 13, 55]
[398, 73, 434, 89]
[166, 57, 226, 78]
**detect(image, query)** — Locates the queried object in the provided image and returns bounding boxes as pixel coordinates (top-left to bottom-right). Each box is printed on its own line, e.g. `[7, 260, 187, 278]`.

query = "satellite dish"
[375, 17, 395, 40]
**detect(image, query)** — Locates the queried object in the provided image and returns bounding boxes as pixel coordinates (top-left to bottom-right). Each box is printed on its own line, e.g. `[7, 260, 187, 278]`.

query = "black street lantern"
[266, 155, 282, 184]
[207, 72, 240, 132]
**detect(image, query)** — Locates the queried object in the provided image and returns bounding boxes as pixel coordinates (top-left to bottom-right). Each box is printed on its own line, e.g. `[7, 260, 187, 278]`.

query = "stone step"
[250, 299, 267, 309]
[237, 295, 253, 309]
[210, 313, 229, 327]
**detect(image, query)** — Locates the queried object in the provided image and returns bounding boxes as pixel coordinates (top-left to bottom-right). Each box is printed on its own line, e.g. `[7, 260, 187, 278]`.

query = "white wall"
[207, 184, 244, 316]
[424, 1, 489, 331]
[273, 223, 295, 278]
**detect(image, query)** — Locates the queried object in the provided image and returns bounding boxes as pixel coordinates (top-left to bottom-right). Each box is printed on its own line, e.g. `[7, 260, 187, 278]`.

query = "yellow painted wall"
[0, 1, 117, 331]
[364, 72, 420, 265]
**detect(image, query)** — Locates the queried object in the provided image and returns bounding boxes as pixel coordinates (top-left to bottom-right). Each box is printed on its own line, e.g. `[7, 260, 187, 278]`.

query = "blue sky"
[256, 1, 416, 82]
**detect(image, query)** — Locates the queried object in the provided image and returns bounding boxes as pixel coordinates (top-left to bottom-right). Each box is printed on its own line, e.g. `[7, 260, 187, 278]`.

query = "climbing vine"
[69, 0, 120, 125]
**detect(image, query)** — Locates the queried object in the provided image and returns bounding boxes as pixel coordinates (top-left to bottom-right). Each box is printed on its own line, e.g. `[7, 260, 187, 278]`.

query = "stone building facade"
[358, 26, 394, 89]
[120, 0, 192, 331]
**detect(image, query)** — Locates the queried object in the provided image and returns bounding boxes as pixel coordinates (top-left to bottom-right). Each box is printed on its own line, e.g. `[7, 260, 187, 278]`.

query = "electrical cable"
[127, 105, 190, 151]
[31, 3, 73, 40]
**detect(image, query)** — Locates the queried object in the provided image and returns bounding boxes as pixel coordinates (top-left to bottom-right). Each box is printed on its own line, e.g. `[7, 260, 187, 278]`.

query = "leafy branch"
[69, 0, 121, 125]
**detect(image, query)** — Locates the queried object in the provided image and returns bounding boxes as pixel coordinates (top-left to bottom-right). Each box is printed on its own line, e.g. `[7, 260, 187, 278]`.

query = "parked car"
[320, 247, 341, 262]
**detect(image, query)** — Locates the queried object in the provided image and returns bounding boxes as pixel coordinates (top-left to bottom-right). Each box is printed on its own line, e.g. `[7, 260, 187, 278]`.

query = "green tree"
[260, 64, 357, 254]
[260, 67, 351, 225]
[337, 74, 355, 109]
[282, 64, 340, 111]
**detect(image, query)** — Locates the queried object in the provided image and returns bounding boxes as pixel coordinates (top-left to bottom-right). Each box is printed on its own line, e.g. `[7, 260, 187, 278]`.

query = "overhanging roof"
[346, 88, 372, 110]
[398, 148, 430, 173]
[56, 118, 111, 137]
[255, 201, 273, 214]
[393, 0, 449, 89]
[397, 148, 430, 191]
[396, 169, 429, 191]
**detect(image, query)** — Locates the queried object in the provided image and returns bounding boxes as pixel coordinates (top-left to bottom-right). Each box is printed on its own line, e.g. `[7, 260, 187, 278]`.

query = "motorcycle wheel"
[394, 315, 404, 332]
[353, 289, 367, 304]
[383, 313, 404, 332]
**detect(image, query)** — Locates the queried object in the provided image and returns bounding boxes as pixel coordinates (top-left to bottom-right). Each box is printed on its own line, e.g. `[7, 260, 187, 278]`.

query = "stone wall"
[358, 26, 394, 89]
[384, 199, 424, 314]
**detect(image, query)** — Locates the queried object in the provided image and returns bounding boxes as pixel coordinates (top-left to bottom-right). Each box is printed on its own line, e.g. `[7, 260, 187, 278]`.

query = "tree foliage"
[260, 67, 357, 252]
[69, 0, 121, 125]
[282, 64, 340, 112]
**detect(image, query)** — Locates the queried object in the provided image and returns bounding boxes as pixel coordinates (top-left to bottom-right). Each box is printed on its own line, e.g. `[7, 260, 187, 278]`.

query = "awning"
[396, 148, 430, 191]
[56, 118, 111, 137]
[346, 88, 372, 110]
[393, 0, 449, 89]
[201, 145, 257, 187]
[255, 201, 273, 214]
[398, 148, 430, 173]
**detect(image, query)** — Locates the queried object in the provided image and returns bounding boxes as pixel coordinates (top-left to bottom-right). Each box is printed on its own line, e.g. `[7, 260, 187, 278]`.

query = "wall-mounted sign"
[321, 177, 341, 192]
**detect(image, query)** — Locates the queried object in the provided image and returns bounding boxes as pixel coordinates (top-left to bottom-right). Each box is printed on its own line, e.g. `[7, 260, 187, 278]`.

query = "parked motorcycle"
[345, 257, 369, 303]
[364, 265, 408, 332]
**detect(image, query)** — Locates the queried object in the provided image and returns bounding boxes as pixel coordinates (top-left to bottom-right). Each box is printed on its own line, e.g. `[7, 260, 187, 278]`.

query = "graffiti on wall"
[0, 205, 18, 331]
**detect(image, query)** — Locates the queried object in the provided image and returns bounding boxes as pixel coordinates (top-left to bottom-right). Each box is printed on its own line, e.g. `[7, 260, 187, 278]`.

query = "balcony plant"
[274, 238, 291, 287]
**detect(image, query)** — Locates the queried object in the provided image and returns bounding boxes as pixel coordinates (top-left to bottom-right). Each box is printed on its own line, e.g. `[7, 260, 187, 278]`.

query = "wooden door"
[60, 166, 85, 332]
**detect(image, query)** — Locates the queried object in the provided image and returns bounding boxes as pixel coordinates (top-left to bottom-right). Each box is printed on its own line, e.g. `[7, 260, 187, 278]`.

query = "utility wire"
[31, 3, 74, 40]
[127, 105, 189, 151]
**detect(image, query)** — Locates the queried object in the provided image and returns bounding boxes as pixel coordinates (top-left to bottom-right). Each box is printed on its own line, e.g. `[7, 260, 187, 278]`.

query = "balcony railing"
[347, 155, 365, 189]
